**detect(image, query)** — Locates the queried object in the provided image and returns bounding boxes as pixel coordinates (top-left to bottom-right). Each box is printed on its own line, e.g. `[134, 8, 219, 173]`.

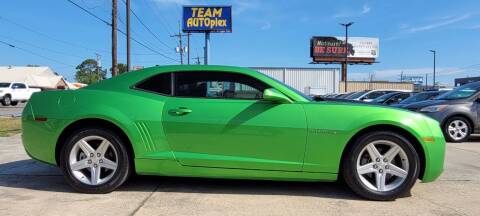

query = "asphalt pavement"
[0, 133, 479, 215]
[0, 103, 25, 117]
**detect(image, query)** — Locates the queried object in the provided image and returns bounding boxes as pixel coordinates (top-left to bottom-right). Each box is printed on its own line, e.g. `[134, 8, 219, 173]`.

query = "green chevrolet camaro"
[22, 65, 445, 200]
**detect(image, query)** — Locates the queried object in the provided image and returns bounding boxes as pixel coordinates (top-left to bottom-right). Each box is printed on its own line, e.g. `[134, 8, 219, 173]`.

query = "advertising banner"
[183, 6, 232, 32]
[311, 37, 379, 61]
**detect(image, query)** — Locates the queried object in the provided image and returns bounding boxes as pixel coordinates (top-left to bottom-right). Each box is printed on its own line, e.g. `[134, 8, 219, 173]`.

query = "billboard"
[182, 6, 232, 33]
[311, 37, 379, 63]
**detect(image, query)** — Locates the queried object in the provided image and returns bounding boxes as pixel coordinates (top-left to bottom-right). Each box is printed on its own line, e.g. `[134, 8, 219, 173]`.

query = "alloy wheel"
[448, 120, 468, 141]
[356, 140, 409, 192]
[68, 136, 118, 185]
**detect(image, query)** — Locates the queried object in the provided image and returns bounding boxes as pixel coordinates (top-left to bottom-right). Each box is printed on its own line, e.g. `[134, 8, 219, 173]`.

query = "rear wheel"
[443, 117, 471, 142]
[1, 95, 11, 106]
[342, 131, 420, 201]
[59, 128, 131, 193]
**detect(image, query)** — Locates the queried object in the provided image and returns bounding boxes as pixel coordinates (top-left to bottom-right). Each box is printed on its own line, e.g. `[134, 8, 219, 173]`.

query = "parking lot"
[0, 104, 24, 117]
[0, 131, 478, 216]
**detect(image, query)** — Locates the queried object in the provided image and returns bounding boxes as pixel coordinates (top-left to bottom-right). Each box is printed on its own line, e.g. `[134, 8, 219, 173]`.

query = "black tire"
[443, 116, 471, 143]
[342, 131, 420, 201]
[10, 101, 18, 106]
[1, 94, 11, 106]
[59, 127, 132, 193]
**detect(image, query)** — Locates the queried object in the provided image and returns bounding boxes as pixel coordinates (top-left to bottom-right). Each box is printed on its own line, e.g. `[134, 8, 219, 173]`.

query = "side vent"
[134, 122, 156, 152]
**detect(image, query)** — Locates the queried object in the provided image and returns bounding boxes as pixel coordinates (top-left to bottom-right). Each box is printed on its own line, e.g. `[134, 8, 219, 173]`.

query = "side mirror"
[263, 88, 293, 103]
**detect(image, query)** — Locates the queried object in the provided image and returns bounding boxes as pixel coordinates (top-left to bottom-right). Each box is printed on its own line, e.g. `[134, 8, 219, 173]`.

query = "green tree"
[110, 63, 129, 75]
[75, 59, 106, 84]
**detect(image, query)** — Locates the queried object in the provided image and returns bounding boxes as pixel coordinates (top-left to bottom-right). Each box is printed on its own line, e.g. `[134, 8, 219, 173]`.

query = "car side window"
[17, 83, 26, 89]
[174, 71, 270, 100]
[135, 72, 172, 95]
[12, 83, 24, 89]
[365, 91, 384, 99]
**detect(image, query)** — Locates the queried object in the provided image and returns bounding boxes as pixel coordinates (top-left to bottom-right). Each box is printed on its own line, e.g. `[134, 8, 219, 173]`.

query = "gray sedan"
[404, 81, 480, 142]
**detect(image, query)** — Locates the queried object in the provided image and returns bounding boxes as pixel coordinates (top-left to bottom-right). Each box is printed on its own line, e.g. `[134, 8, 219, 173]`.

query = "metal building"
[250, 67, 339, 95]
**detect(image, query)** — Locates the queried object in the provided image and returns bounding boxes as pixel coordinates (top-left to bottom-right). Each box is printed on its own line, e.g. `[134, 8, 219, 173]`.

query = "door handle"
[168, 107, 192, 116]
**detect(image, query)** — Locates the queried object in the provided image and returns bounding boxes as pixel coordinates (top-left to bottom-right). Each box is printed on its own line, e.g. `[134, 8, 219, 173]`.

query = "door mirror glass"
[263, 88, 292, 103]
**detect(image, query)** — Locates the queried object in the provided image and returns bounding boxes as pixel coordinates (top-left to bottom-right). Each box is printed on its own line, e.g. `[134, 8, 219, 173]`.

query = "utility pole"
[171, 28, 185, 64]
[126, 0, 131, 71]
[340, 22, 353, 92]
[400, 71, 404, 82]
[96, 53, 101, 76]
[204, 32, 210, 65]
[186, 33, 191, 64]
[429, 50, 436, 89]
[112, 0, 118, 77]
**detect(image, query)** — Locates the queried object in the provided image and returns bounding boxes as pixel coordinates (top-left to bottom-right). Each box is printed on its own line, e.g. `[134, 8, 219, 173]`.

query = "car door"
[10, 83, 21, 101]
[162, 71, 307, 171]
[16, 83, 28, 100]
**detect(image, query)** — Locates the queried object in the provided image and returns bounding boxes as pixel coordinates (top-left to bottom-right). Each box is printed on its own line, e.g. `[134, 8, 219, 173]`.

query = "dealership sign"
[182, 6, 232, 32]
[311, 37, 379, 63]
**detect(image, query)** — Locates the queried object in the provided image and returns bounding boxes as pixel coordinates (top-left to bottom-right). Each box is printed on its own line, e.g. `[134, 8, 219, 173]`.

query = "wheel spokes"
[384, 145, 400, 162]
[90, 165, 101, 185]
[357, 162, 376, 175]
[366, 143, 382, 160]
[69, 136, 118, 186]
[375, 172, 386, 191]
[387, 164, 408, 178]
[78, 140, 95, 155]
[357, 140, 409, 192]
[96, 140, 111, 155]
[101, 158, 117, 170]
[70, 159, 89, 171]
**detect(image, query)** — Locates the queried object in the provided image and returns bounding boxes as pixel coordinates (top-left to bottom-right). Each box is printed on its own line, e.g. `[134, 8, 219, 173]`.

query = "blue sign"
[182, 6, 232, 33]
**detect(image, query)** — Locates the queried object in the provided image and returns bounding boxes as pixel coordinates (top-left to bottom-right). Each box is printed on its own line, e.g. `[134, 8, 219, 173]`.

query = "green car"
[22, 65, 445, 200]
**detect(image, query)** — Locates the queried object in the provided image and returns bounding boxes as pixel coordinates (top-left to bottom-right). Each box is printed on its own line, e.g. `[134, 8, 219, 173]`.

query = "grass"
[0, 117, 21, 137]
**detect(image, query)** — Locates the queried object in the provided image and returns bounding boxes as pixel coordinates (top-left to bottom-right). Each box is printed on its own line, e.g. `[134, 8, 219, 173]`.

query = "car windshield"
[435, 82, 480, 100]
[372, 92, 397, 103]
[399, 92, 439, 104]
[0, 82, 10, 88]
[345, 90, 368, 99]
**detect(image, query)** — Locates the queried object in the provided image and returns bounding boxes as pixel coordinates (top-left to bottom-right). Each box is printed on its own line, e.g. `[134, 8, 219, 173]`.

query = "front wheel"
[443, 117, 471, 142]
[59, 128, 132, 193]
[342, 131, 420, 201]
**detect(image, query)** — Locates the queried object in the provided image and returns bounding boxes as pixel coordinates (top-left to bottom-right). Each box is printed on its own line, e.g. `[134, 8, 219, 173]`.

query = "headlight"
[420, 105, 447, 113]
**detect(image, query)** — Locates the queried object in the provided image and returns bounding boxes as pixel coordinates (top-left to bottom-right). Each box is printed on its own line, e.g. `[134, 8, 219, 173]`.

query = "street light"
[429, 50, 436, 89]
[340, 22, 354, 93]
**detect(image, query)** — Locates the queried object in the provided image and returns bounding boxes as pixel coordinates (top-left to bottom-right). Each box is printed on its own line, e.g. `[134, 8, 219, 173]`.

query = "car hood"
[403, 99, 448, 109]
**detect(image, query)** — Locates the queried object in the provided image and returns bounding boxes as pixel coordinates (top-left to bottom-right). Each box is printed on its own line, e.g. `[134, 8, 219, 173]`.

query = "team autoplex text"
[186, 7, 227, 29]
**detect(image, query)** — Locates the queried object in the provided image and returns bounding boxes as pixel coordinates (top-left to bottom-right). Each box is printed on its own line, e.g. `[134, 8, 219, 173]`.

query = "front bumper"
[420, 117, 446, 182]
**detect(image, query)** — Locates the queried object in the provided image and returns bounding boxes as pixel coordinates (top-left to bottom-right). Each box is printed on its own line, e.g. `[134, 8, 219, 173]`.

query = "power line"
[121, 0, 174, 51]
[0, 15, 110, 54]
[116, 28, 178, 62]
[65, 0, 179, 62]
[140, 0, 175, 35]
[66, 0, 111, 26]
[0, 34, 85, 59]
[0, 40, 75, 67]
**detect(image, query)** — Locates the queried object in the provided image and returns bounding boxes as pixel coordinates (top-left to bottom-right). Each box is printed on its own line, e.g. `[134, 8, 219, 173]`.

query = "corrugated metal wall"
[250, 67, 339, 95]
[339, 81, 415, 93]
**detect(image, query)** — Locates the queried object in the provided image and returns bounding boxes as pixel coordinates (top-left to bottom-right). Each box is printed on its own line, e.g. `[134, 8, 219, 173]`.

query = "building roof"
[0, 66, 67, 89]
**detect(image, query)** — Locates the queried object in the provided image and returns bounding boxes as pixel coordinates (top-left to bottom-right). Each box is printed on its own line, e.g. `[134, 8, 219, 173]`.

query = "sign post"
[310, 36, 379, 92]
[182, 6, 232, 65]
